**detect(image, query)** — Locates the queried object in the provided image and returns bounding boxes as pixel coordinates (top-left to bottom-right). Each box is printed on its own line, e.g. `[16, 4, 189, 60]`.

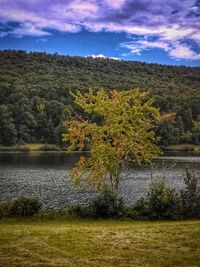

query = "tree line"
[0, 50, 199, 147]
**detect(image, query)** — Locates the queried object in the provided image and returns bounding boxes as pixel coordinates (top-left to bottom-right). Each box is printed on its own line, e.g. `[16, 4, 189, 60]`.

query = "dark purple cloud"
[0, 0, 199, 59]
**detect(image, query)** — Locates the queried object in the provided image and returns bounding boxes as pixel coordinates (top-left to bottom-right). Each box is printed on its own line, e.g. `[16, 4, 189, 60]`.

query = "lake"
[0, 152, 200, 210]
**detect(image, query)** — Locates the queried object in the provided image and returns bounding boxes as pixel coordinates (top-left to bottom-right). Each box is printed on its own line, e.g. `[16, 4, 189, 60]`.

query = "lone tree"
[63, 89, 161, 194]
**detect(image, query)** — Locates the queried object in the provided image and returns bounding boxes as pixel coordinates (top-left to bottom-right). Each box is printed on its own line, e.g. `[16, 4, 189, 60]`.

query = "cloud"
[88, 53, 106, 58]
[87, 53, 120, 60]
[0, 31, 8, 37]
[0, 0, 199, 59]
[104, 0, 125, 9]
[36, 38, 48, 42]
[12, 22, 51, 37]
[121, 39, 200, 60]
[169, 43, 200, 59]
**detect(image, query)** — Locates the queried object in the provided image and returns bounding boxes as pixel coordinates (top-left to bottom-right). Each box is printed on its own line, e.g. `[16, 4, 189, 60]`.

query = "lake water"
[0, 152, 200, 210]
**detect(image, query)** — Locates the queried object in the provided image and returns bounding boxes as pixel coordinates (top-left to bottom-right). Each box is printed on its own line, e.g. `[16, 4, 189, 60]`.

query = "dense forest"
[0, 50, 200, 147]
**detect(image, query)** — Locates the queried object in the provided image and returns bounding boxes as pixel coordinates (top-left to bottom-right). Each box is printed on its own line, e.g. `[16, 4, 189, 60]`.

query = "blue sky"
[0, 0, 200, 66]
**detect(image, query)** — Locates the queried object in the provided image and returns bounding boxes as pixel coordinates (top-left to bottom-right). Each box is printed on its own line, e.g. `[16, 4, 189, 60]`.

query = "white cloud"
[11, 22, 51, 37]
[120, 43, 142, 55]
[88, 53, 106, 58]
[121, 39, 200, 60]
[87, 54, 120, 60]
[160, 25, 195, 41]
[36, 38, 48, 42]
[0, 31, 8, 37]
[105, 0, 125, 9]
[169, 43, 200, 59]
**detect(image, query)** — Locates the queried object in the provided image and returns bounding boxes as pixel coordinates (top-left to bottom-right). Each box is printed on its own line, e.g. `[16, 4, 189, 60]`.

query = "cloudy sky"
[0, 0, 200, 66]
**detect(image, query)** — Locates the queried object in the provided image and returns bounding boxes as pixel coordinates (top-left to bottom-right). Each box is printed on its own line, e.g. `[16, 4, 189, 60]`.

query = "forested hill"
[0, 50, 200, 146]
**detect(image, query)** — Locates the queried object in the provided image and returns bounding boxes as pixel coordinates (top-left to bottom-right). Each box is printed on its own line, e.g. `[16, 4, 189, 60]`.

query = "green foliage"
[0, 203, 10, 219]
[192, 118, 200, 144]
[67, 187, 124, 219]
[146, 180, 182, 219]
[67, 205, 91, 218]
[131, 169, 200, 220]
[130, 182, 182, 220]
[90, 187, 124, 218]
[181, 168, 200, 218]
[9, 197, 41, 217]
[64, 88, 161, 192]
[0, 105, 16, 145]
[129, 198, 150, 219]
[0, 50, 199, 146]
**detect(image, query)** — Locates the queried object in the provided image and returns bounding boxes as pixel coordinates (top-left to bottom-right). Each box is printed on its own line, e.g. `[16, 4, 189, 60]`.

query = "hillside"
[0, 50, 200, 146]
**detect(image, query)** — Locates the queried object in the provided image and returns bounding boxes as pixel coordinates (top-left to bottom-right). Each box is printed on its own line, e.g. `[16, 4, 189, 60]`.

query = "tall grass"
[167, 144, 200, 151]
[0, 143, 61, 152]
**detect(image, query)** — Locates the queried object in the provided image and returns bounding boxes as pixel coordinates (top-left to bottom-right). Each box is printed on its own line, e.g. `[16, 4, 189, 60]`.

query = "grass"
[1, 143, 200, 153]
[23, 143, 51, 151]
[0, 219, 200, 267]
[0, 143, 61, 152]
[166, 144, 200, 152]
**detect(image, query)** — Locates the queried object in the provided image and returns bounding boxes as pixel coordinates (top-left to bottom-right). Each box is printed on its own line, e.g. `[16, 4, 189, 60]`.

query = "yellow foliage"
[63, 89, 162, 192]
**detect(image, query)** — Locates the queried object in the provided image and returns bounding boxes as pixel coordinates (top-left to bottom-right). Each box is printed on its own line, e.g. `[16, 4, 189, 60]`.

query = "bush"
[131, 180, 182, 220]
[131, 198, 150, 219]
[90, 187, 124, 218]
[146, 180, 182, 219]
[0, 203, 10, 219]
[123, 206, 143, 219]
[37, 210, 71, 220]
[67, 205, 91, 218]
[181, 168, 200, 218]
[9, 197, 41, 217]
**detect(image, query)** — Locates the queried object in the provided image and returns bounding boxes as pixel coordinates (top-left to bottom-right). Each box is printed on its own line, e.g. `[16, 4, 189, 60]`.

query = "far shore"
[0, 143, 200, 153]
[163, 144, 200, 152]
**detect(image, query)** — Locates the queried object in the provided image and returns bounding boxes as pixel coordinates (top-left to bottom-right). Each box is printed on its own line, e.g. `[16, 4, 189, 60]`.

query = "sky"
[0, 0, 200, 66]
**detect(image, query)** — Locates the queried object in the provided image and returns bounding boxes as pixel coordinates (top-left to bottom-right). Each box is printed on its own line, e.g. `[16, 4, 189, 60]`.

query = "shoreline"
[0, 143, 200, 153]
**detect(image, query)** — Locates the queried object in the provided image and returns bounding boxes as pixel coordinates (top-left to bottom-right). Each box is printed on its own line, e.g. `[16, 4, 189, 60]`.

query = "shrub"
[146, 180, 182, 219]
[0, 202, 10, 219]
[9, 197, 41, 217]
[131, 180, 182, 220]
[67, 205, 91, 218]
[123, 206, 142, 219]
[181, 168, 200, 218]
[90, 187, 124, 218]
[131, 197, 151, 219]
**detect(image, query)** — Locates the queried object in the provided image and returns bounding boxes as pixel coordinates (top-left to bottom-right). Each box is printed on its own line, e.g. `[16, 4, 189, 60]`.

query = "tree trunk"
[110, 172, 119, 195]
[114, 174, 119, 195]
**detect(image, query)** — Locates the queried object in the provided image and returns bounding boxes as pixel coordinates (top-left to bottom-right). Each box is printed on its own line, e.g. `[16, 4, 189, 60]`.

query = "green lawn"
[0, 220, 200, 267]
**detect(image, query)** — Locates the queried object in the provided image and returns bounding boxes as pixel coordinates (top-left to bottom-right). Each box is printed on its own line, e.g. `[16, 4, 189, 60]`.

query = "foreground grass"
[0, 219, 200, 267]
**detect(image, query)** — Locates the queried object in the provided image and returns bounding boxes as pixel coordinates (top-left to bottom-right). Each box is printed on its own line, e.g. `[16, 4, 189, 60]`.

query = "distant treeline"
[0, 50, 200, 146]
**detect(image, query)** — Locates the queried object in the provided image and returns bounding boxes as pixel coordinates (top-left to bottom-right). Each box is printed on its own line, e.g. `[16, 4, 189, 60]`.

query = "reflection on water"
[0, 151, 199, 210]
